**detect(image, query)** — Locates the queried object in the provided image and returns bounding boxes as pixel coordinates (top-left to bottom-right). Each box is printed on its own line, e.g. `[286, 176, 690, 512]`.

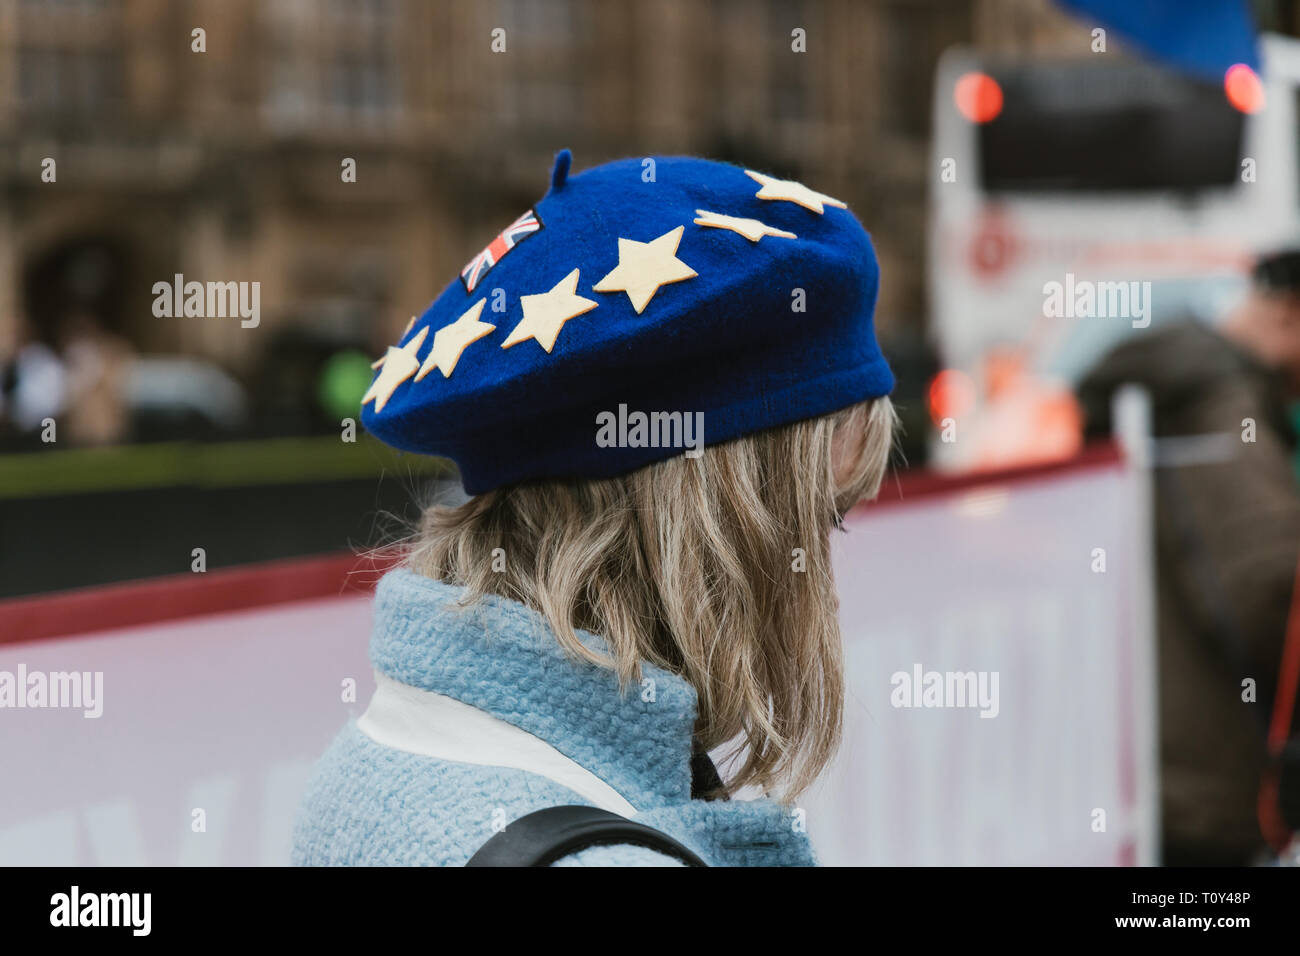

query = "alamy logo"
[595, 404, 704, 458]
[0, 665, 103, 718]
[890, 664, 999, 718]
[152, 274, 260, 328]
[50, 886, 150, 936]
[1042, 272, 1151, 328]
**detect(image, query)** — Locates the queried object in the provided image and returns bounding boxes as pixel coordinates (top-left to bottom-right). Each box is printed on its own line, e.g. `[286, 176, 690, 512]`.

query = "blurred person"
[0, 314, 67, 440]
[59, 310, 133, 446]
[1076, 249, 1300, 865]
[293, 152, 897, 866]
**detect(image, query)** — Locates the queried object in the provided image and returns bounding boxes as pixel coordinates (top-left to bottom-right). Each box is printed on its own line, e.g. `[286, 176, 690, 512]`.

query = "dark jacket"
[1077, 321, 1300, 865]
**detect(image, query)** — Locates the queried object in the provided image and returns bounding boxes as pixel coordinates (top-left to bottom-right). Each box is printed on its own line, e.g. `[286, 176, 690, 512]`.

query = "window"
[15, 0, 123, 119]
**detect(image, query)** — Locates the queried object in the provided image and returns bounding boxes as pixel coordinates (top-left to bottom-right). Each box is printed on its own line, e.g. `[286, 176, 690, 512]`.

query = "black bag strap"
[465, 806, 708, 867]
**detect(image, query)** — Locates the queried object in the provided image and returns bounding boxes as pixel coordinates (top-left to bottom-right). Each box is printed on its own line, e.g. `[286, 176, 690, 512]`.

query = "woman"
[293, 152, 897, 866]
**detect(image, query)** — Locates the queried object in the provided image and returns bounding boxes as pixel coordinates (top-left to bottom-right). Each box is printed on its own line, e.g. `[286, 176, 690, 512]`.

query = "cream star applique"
[362, 325, 428, 412]
[372, 316, 419, 369]
[502, 268, 598, 353]
[693, 209, 796, 242]
[592, 225, 698, 314]
[415, 299, 496, 381]
[744, 170, 847, 214]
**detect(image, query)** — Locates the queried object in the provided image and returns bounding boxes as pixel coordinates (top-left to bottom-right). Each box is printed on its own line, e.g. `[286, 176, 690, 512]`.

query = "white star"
[744, 170, 847, 214]
[415, 299, 496, 381]
[362, 325, 428, 412]
[592, 225, 698, 314]
[502, 268, 598, 353]
[693, 209, 797, 242]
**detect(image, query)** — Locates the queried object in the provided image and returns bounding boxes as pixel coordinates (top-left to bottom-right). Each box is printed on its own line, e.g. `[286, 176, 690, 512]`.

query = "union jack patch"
[460, 208, 544, 293]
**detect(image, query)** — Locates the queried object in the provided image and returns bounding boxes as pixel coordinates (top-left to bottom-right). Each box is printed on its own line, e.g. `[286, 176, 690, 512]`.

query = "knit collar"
[368, 568, 699, 810]
[369, 568, 817, 865]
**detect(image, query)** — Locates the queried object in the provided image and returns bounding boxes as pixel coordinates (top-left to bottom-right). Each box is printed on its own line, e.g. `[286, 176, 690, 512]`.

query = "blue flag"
[1058, 0, 1259, 82]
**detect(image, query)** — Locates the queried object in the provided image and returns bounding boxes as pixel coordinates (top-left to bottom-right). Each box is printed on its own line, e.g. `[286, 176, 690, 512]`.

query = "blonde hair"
[407, 396, 897, 798]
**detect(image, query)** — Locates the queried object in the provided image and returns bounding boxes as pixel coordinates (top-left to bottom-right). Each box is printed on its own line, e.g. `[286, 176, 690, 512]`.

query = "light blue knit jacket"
[291, 569, 817, 867]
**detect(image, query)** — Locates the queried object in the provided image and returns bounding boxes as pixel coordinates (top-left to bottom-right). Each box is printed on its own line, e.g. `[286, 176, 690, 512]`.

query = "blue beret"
[361, 151, 894, 494]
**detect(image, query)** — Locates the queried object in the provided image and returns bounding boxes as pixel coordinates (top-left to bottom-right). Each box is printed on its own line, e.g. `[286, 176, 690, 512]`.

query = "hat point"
[549, 149, 573, 192]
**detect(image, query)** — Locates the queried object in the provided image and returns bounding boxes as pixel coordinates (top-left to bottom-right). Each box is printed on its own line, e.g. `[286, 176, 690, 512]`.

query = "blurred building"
[0, 0, 1096, 381]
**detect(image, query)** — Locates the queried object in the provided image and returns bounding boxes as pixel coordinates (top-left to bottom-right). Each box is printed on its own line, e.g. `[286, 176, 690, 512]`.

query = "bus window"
[978, 60, 1244, 193]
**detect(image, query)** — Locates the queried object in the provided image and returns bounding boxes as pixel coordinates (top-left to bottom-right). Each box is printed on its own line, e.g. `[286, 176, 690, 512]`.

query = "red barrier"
[863, 440, 1123, 513]
[0, 550, 401, 646]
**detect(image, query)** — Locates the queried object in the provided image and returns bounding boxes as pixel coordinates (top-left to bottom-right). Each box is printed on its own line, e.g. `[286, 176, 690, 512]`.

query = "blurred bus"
[928, 34, 1300, 470]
